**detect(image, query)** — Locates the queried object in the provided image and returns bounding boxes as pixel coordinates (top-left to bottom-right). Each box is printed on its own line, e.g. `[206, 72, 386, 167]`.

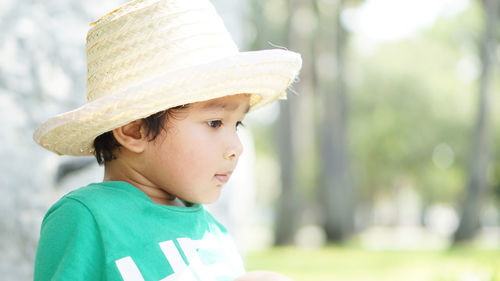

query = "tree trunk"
[453, 0, 497, 243]
[274, 0, 302, 245]
[275, 98, 300, 245]
[319, 0, 354, 242]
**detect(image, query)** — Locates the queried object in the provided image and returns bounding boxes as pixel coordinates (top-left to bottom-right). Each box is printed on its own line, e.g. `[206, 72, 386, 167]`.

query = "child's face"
[142, 94, 250, 204]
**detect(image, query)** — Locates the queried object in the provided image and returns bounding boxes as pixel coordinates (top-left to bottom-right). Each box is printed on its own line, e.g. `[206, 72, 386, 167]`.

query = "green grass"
[245, 246, 500, 281]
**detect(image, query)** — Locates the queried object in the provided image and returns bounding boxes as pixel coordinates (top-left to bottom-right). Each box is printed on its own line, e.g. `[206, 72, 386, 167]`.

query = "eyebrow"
[201, 101, 250, 114]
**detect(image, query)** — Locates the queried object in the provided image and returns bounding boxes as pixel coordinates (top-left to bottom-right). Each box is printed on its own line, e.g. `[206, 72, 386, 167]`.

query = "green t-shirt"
[34, 181, 245, 281]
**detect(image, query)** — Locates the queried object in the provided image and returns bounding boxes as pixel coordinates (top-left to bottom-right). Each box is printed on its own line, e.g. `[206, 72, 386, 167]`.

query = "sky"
[342, 0, 470, 43]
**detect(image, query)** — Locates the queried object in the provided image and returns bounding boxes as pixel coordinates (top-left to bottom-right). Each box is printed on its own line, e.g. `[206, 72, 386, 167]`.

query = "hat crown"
[86, 0, 239, 102]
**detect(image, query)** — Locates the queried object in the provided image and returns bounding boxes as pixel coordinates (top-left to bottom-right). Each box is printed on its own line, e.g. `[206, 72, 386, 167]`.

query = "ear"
[112, 120, 147, 153]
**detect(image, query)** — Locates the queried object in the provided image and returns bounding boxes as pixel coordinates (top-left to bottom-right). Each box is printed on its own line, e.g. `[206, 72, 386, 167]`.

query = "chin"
[199, 190, 223, 205]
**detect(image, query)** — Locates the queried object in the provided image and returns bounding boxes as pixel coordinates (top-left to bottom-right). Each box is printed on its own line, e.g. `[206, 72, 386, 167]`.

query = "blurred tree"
[453, 0, 498, 243]
[316, 0, 355, 242]
[347, 0, 486, 227]
[274, 0, 299, 245]
[274, 0, 312, 245]
[247, 0, 300, 245]
[248, 0, 498, 245]
[248, 0, 321, 245]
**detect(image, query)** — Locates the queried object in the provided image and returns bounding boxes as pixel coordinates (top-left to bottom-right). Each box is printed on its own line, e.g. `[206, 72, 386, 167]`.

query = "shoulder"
[64, 182, 120, 202]
[62, 181, 143, 210]
[45, 183, 105, 214]
[43, 182, 133, 224]
[36, 188, 106, 281]
[41, 190, 97, 232]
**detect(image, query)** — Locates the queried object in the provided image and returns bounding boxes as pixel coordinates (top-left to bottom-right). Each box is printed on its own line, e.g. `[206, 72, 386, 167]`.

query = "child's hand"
[235, 270, 294, 281]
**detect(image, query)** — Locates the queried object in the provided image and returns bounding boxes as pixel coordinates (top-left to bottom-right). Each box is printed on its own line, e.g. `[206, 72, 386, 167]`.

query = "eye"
[236, 121, 245, 129]
[207, 120, 223, 128]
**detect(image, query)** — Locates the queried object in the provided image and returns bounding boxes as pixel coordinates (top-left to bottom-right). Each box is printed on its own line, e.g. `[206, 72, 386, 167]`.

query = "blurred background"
[1, 0, 499, 280]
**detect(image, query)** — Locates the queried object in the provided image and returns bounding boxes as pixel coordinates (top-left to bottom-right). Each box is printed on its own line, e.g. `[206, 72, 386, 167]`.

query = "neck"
[103, 158, 178, 206]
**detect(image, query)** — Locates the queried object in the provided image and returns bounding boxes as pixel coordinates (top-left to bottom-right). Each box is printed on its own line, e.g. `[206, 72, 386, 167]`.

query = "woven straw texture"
[33, 0, 302, 156]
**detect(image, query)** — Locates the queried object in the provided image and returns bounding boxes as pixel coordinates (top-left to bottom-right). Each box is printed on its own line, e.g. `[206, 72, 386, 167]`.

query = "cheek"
[166, 131, 216, 177]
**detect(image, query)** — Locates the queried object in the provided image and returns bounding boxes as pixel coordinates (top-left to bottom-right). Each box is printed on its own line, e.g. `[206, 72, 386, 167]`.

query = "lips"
[214, 172, 232, 183]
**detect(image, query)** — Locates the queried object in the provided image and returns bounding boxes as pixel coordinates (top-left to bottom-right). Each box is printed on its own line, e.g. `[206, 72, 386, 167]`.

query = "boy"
[33, 0, 301, 280]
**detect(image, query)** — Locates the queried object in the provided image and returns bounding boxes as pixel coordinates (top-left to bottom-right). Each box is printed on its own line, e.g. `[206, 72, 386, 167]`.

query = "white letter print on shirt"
[115, 238, 232, 281]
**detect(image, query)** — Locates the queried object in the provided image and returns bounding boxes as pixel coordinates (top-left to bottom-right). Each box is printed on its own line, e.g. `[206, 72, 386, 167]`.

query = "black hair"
[93, 106, 185, 165]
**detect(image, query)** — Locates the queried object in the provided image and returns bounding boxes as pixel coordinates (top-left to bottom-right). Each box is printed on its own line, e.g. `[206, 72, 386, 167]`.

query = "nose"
[223, 132, 244, 160]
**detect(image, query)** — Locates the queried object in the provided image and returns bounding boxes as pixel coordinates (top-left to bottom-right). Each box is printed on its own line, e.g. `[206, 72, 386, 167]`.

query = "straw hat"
[33, 0, 302, 156]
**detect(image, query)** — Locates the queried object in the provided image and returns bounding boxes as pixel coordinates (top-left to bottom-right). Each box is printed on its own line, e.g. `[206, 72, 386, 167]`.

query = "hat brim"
[33, 49, 302, 156]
